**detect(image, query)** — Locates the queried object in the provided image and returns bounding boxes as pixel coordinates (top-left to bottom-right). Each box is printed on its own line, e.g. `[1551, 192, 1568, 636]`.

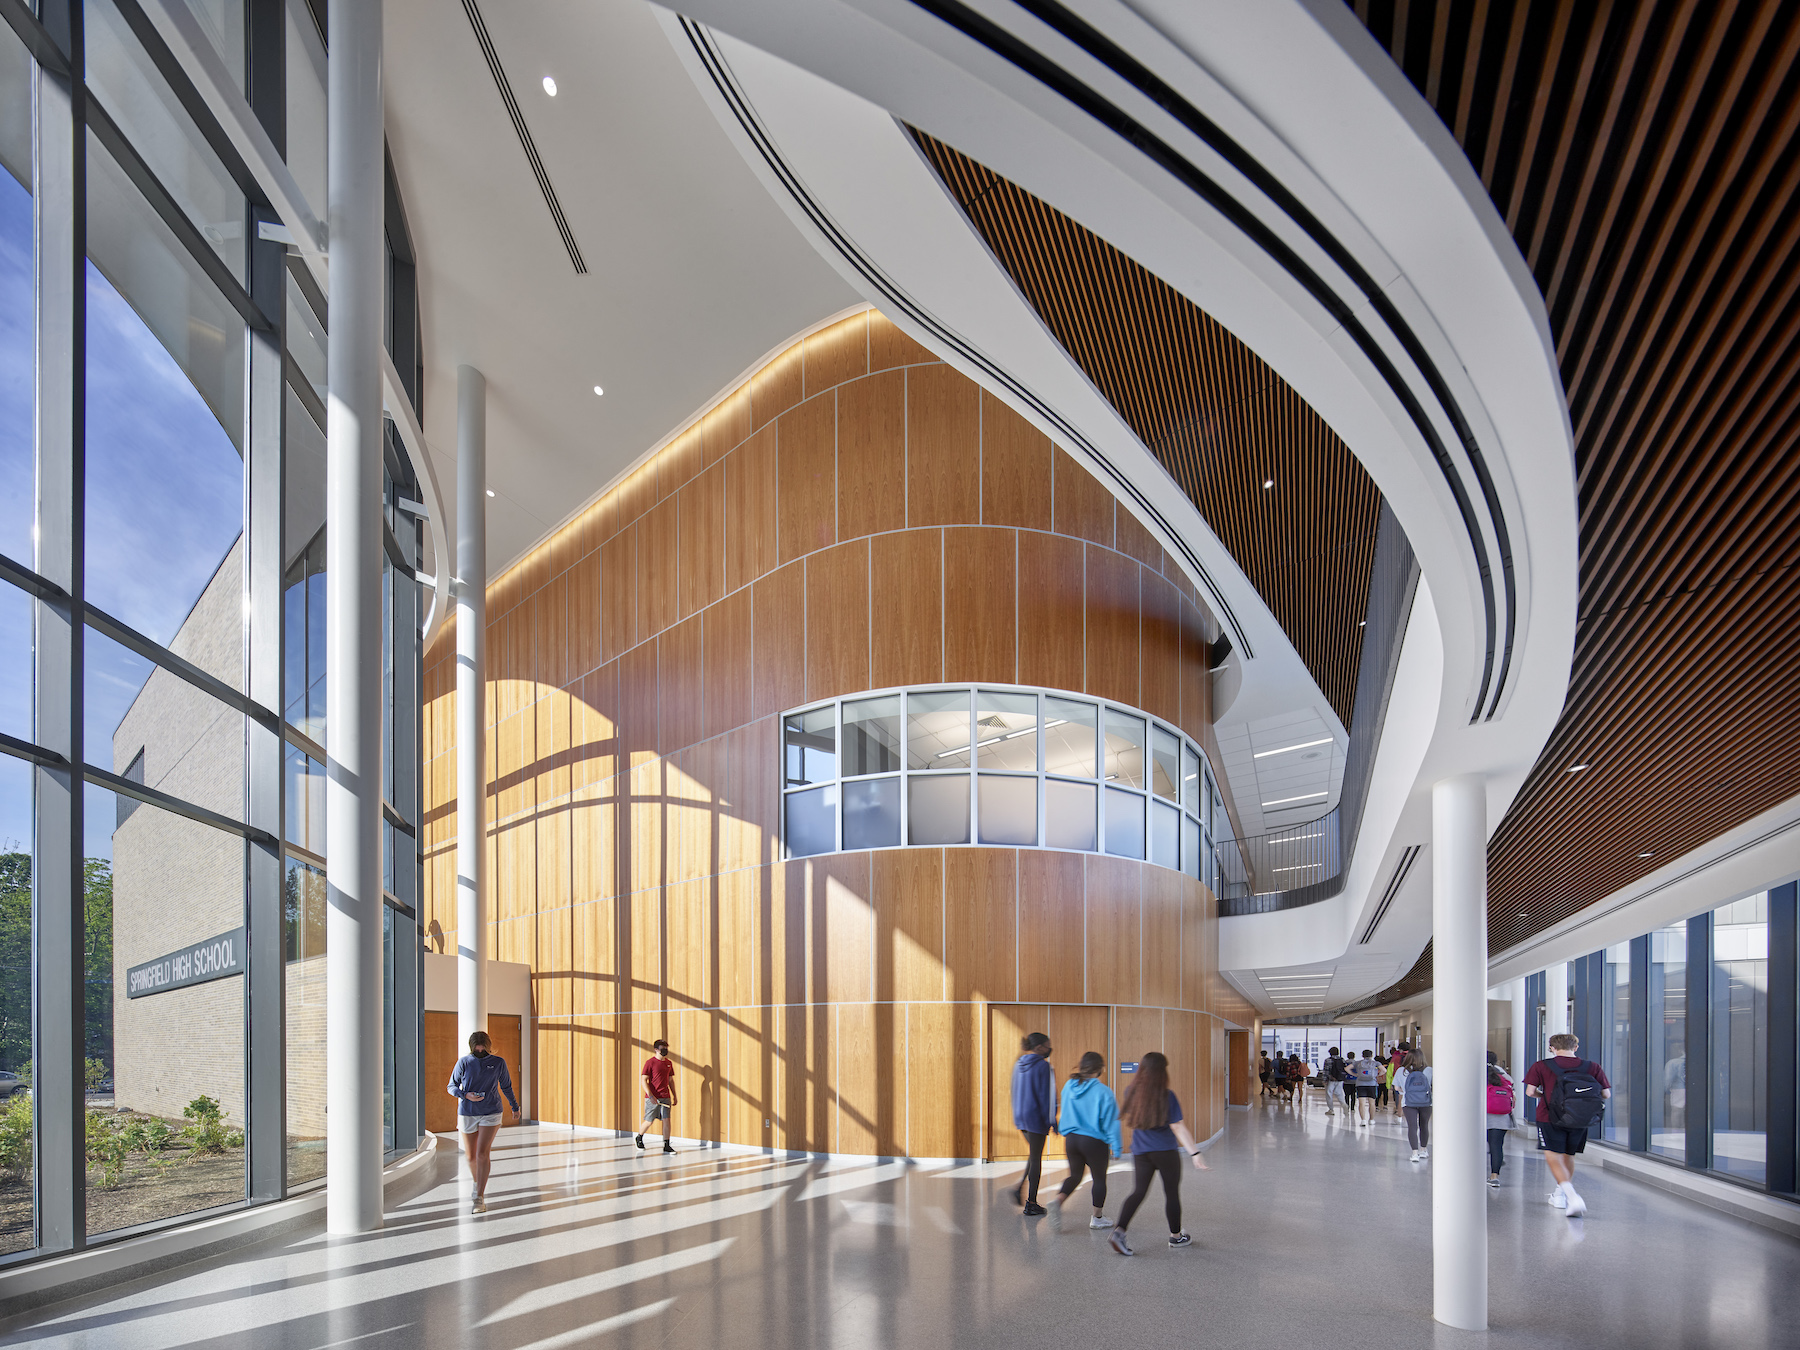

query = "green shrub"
[85, 1110, 129, 1189]
[85, 1058, 107, 1093]
[182, 1095, 234, 1154]
[0, 1093, 31, 1177]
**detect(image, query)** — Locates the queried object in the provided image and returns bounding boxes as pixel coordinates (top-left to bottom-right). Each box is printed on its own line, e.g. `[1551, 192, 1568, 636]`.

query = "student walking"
[635, 1038, 679, 1153]
[1009, 1032, 1056, 1216]
[1352, 1049, 1382, 1124]
[1259, 1051, 1275, 1100]
[1392, 1049, 1433, 1161]
[1108, 1051, 1207, 1256]
[1524, 1032, 1611, 1216]
[448, 1029, 518, 1215]
[1324, 1047, 1347, 1116]
[1286, 1053, 1308, 1106]
[1486, 1050, 1515, 1186]
[1050, 1051, 1120, 1230]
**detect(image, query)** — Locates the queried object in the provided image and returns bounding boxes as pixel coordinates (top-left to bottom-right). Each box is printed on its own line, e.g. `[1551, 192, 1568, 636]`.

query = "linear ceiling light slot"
[462, 0, 587, 274]
[1359, 844, 1422, 945]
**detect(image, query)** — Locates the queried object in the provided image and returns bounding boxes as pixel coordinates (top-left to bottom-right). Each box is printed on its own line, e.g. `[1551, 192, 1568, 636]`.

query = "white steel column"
[324, 0, 386, 1235]
[1546, 960, 1571, 1036]
[1510, 978, 1528, 1075]
[456, 366, 489, 1048]
[1432, 775, 1487, 1330]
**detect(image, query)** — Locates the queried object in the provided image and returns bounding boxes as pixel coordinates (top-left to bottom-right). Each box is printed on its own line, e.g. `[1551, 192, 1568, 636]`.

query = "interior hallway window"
[1648, 923, 1687, 1161]
[1711, 894, 1769, 1183]
[1602, 943, 1631, 1146]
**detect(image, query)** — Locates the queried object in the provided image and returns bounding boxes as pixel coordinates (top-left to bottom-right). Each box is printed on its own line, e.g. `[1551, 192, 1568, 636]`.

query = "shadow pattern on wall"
[423, 312, 1259, 1155]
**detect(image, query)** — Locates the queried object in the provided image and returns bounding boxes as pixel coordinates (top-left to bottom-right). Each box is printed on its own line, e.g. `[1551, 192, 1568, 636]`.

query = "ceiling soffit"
[1355, 0, 1800, 998]
[911, 131, 1382, 729]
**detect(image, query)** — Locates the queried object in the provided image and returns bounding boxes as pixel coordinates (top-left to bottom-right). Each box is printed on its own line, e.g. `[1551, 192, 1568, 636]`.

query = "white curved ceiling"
[383, 0, 859, 581]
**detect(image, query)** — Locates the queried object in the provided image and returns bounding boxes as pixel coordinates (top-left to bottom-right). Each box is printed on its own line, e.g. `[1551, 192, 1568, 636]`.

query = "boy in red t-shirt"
[1523, 1032, 1611, 1216]
[635, 1038, 679, 1153]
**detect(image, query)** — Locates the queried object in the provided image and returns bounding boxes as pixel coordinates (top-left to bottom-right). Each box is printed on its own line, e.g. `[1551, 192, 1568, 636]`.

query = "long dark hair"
[1487, 1050, 1507, 1087]
[1121, 1051, 1171, 1129]
[1073, 1051, 1105, 1080]
[1021, 1032, 1050, 1054]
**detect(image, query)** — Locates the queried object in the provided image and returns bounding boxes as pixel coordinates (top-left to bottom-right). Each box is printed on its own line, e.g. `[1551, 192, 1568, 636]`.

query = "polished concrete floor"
[4, 1098, 1797, 1349]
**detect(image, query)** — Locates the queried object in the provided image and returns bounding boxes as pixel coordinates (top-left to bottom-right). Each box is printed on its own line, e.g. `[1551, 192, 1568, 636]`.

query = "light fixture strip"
[1252, 736, 1334, 760]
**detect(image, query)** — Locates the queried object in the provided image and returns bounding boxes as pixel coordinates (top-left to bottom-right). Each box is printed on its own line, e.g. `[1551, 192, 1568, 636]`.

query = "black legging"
[1017, 1130, 1048, 1204]
[1058, 1133, 1111, 1208]
[1116, 1150, 1182, 1234]
[1487, 1128, 1507, 1174]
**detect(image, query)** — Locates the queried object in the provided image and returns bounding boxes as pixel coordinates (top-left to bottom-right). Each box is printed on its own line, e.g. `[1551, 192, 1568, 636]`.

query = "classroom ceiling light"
[1254, 736, 1333, 760]
[1262, 791, 1328, 807]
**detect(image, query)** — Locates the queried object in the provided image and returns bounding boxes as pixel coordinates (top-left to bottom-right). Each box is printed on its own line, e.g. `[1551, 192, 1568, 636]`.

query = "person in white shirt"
[1392, 1049, 1433, 1161]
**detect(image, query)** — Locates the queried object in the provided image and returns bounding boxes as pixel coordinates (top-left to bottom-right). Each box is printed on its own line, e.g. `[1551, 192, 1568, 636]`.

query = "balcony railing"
[1213, 807, 1344, 910]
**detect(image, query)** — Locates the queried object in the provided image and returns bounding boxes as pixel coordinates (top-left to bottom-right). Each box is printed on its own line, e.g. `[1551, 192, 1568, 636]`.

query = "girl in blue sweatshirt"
[1050, 1051, 1121, 1230]
[449, 1030, 519, 1214]
[1009, 1032, 1056, 1214]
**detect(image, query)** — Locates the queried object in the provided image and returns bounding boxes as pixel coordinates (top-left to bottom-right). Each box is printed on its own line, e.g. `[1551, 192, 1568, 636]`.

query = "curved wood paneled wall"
[423, 310, 1258, 1156]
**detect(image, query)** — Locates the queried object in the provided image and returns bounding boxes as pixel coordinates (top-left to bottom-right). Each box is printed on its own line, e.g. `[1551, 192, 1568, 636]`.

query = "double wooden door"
[987, 1003, 1112, 1160]
[424, 1013, 523, 1133]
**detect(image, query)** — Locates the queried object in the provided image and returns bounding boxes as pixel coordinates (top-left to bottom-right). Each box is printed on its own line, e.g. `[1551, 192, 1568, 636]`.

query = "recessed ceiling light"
[1262, 478, 1274, 489]
[542, 76, 558, 96]
[1637, 851, 1653, 858]
[1262, 791, 1327, 808]
[1568, 763, 1589, 772]
[1517, 912, 1529, 919]
[593, 384, 604, 396]
[485, 489, 496, 498]
[1254, 736, 1333, 760]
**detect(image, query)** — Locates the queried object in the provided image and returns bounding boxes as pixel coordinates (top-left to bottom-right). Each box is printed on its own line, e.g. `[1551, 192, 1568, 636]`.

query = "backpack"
[1402, 1070, 1432, 1107]
[1486, 1068, 1514, 1115]
[1326, 1056, 1345, 1081]
[1543, 1059, 1605, 1130]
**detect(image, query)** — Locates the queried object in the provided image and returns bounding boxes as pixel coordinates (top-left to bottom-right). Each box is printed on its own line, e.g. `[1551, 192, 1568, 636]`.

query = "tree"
[0, 852, 28, 1075]
[84, 859, 113, 1075]
[0, 854, 115, 1080]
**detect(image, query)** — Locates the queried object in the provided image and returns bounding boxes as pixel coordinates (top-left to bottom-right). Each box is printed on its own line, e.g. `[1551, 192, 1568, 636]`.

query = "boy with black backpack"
[1523, 1032, 1611, 1216]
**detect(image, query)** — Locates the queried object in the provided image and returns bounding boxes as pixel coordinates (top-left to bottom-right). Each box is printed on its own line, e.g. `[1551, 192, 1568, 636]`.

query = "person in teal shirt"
[1049, 1051, 1122, 1230]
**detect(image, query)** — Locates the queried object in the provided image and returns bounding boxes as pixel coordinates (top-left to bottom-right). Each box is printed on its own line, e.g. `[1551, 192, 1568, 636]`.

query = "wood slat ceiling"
[1361, 0, 1800, 1006]
[911, 131, 1381, 728]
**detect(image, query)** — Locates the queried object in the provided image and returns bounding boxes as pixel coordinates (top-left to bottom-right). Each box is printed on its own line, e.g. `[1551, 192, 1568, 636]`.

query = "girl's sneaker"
[1109, 1229, 1134, 1257]
[1488, 1172, 1500, 1188]
[1547, 1190, 1568, 1209]
[471, 1196, 487, 1215]
[1168, 1232, 1192, 1248]
[1088, 1215, 1114, 1229]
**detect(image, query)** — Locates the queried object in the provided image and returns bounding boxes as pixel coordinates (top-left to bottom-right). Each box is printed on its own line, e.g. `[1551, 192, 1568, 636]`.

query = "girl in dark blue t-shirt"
[1109, 1051, 1208, 1256]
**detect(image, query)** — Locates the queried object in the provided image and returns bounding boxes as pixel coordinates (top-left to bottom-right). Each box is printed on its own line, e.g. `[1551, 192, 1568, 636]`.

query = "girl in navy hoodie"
[1050, 1051, 1121, 1230]
[1009, 1032, 1056, 1215]
[449, 1030, 519, 1214]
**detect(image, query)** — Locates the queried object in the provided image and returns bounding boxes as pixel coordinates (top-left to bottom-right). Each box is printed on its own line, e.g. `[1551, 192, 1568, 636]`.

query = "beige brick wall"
[110, 537, 247, 1125]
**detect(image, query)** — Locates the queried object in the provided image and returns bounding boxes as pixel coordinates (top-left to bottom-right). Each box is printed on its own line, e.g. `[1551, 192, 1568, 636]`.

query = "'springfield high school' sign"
[125, 928, 245, 999]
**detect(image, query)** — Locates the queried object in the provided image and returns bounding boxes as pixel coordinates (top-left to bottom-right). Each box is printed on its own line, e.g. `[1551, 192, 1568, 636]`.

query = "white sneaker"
[1563, 1189, 1587, 1217]
[1419, 1147, 1429, 1159]
[1409, 1150, 1421, 1162]
[1047, 1195, 1064, 1230]
[1547, 1190, 1568, 1210]
[1089, 1215, 1114, 1229]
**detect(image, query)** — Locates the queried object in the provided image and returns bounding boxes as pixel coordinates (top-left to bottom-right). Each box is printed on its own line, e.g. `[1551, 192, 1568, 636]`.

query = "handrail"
[1212, 807, 1343, 909]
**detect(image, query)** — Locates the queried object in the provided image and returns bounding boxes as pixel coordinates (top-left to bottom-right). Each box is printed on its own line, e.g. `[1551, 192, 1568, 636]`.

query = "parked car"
[0, 1070, 26, 1100]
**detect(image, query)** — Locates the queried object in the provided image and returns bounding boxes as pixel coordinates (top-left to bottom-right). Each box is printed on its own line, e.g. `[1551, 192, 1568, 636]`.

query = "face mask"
[473, 1048, 490, 1059]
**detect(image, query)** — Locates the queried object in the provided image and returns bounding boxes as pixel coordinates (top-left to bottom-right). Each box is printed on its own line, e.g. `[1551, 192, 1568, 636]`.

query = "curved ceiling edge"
[908, 0, 1519, 721]
[673, 15, 1266, 661]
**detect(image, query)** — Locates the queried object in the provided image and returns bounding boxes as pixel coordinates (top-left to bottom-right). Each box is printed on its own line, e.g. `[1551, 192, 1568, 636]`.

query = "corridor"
[3, 1102, 1795, 1350]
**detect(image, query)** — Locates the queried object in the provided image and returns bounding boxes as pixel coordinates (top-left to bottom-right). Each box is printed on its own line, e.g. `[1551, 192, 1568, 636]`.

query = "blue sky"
[0, 169, 244, 863]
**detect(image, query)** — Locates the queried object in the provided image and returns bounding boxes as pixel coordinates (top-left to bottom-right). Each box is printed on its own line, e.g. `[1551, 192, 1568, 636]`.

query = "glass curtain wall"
[1711, 895, 1768, 1183]
[1569, 888, 1795, 1197]
[0, 0, 426, 1263]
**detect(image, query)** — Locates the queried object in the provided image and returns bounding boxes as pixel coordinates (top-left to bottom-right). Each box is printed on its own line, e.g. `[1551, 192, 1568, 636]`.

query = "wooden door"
[987, 1004, 1112, 1160]
[424, 1013, 523, 1133]
[1227, 1030, 1249, 1106]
